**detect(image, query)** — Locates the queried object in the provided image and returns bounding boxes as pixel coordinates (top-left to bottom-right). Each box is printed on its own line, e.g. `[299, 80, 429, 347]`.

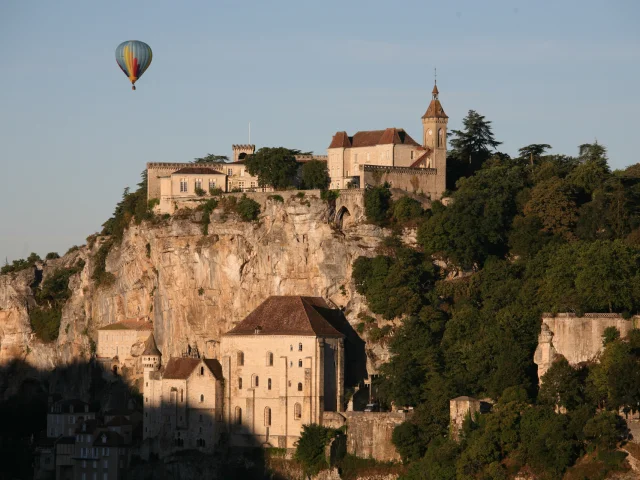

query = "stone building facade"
[47, 399, 96, 438]
[140, 295, 345, 454]
[220, 296, 345, 449]
[327, 83, 448, 199]
[143, 335, 224, 454]
[96, 318, 154, 373]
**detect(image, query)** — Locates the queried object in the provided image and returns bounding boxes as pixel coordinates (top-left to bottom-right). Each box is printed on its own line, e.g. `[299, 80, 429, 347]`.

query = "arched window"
[298, 359, 303, 368]
[238, 378, 243, 389]
[237, 351, 244, 366]
[290, 345, 293, 351]
[200, 394, 204, 403]
[266, 352, 273, 366]
[200, 366, 204, 375]
[297, 382, 303, 392]
[294, 403, 302, 420]
[252, 375, 259, 388]
[298, 343, 303, 351]
[235, 407, 242, 424]
[264, 407, 272, 426]
[438, 128, 443, 148]
[268, 378, 272, 390]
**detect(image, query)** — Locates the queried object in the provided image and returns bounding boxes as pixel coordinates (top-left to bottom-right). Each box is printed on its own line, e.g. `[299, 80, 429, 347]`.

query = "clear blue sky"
[1, 0, 638, 262]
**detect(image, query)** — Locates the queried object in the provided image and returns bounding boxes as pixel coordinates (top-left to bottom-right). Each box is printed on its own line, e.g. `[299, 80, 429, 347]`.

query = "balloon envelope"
[115, 41, 152, 88]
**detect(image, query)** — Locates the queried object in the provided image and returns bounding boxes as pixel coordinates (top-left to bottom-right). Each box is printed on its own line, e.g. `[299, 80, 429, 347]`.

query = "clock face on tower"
[428, 129, 433, 136]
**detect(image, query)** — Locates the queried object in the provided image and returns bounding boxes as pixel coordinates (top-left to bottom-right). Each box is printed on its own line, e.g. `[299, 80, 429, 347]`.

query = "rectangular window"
[103, 474, 108, 480]
[240, 169, 245, 177]
[227, 168, 233, 176]
[238, 181, 245, 189]
[209, 179, 216, 189]
[82, 473, 86, 480]
[411, 151, 414, 160]
[354, 153, 358, 164]
[180, 178, 188, 193]
[104, 459, 108, 468]
[195, 178, 202, 190]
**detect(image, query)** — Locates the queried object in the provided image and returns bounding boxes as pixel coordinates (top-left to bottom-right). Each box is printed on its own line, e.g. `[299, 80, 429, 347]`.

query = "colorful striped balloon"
[115, 40, 152, 91]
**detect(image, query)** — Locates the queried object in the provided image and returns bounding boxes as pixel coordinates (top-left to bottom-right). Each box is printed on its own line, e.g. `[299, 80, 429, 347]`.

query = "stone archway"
[238, 152, 247, 160]
[336, 206, 352, 230]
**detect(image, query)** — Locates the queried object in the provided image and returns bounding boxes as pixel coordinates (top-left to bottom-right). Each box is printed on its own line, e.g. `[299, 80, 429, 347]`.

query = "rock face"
[534, 313, 640, 381]
[0, 193, 386, 398]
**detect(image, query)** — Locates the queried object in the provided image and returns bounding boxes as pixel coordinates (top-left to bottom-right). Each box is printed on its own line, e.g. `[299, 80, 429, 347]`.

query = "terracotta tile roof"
[162, 357, 223, 380]
[329, 129, 420, 149]
[422, 99, 448, 119]
[98, 319, 153, 331]
[203, 359, 223, 380]
[142, 334, 161, 356]
[329, 131, 352, 148]
[410, 149, 433, 168]
[172, 167, 226, 175]
[224, 296, 344, 337]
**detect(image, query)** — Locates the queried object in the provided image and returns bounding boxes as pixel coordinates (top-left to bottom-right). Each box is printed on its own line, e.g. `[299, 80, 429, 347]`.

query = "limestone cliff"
[0, 193, 388, 398]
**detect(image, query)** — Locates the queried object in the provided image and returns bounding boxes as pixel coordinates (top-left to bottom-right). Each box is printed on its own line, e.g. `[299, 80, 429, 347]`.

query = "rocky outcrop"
[0, 193, 387, 398]
[534, 313, 640, 381]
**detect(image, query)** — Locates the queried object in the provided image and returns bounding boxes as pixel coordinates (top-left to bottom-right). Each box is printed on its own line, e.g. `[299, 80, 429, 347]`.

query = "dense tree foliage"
[300, 159, 330, 190]
[245, 147, 301, 189]
[353, 134, 640, 478]
[192, 153, 229, 163]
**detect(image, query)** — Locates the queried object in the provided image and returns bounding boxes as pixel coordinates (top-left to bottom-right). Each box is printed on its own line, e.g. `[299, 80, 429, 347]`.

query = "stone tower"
[232, 144, 256, 162]
[421, 83, 449, 174]
[142, 333, 161, 373]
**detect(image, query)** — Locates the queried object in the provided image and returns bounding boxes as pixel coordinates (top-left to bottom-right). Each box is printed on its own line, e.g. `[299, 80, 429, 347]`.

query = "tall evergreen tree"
[447, 110, 502, 187]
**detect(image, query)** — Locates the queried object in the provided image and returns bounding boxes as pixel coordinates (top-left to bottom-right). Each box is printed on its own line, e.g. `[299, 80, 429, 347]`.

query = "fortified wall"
[534, 313, 640, 381]
[360, 165, 445, 199]
[343, 411, 408, 462]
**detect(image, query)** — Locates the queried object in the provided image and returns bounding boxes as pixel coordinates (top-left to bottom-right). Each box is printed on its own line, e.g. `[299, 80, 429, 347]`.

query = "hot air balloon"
[115, 40, 152, 91]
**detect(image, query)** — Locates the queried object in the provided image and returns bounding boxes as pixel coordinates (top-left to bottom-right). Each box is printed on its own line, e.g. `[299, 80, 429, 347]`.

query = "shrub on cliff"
[1, 253, 41, 275]
[236, 195, 261, 221]
[294, 424, 338, 476]
[364, 183, 392, 224]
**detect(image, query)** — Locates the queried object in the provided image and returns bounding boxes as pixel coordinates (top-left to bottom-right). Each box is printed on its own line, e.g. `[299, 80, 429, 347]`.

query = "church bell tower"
[421, 80, 448, 196]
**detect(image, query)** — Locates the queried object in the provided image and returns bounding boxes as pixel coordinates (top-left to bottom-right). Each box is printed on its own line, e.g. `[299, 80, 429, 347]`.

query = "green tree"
[301, 160, 330, 190]
[192, 153, 229, 163]
[538, 358, 584, 411]
[583, 411, 627, 451]
[518, 143, 552, 166]
[392, 422, 425, 462]
[448, 109, 502, 186]
[364, 183, 392, 224]
[524, 177, 578, 239]
[294, 424, 336, 476]
[419, 164, 527, 268]
[245, 147, 300, 189]
[392, 196, 423, 223]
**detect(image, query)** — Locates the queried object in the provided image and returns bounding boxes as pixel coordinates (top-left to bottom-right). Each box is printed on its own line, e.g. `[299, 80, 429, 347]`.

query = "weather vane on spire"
[434, 67, 437, 85]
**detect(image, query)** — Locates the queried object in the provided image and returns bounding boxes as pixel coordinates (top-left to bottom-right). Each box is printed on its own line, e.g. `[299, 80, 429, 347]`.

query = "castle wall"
[360, 165, 445, 199]
[343, 412, 407, 462]
[534, 313, 640, 381]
